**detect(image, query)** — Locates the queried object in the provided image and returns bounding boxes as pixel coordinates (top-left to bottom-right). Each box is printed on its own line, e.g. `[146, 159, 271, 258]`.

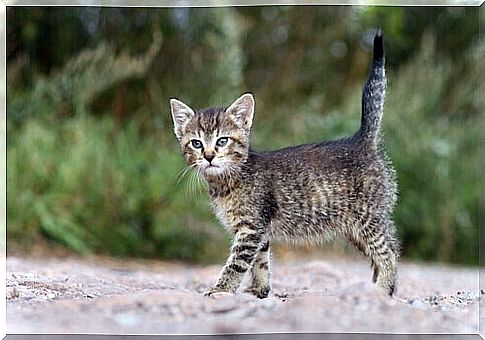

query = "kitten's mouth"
[205, 164, 220, 171]
[202, 164, 225, 176]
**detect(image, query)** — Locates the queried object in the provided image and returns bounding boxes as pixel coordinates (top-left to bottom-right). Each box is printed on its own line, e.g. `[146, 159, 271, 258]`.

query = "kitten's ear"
[225, 93, 255, 130]
[170, 98, 195, 139]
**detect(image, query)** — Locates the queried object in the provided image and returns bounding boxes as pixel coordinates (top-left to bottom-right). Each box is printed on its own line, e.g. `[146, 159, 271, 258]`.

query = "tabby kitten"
[170, 31, 399, 298]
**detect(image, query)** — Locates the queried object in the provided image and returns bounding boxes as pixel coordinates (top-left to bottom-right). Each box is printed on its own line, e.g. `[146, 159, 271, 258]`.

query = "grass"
[7, 115, 227, 262]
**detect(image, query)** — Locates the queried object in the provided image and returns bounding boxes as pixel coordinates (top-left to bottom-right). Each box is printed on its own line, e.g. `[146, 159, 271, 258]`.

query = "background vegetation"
[7, 6, 481, 264]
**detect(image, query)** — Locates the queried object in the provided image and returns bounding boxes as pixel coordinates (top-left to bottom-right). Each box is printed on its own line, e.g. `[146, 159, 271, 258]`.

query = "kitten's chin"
[202, 165, 227, 177]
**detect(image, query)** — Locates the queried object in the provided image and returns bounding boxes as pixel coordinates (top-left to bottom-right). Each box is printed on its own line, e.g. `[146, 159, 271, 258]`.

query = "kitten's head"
[170, 93, 255, 178]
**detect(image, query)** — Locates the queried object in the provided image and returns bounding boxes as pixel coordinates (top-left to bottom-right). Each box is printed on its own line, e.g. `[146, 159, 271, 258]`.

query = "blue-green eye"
[191, 139, 203, 149]
[216, 137, 228, 147]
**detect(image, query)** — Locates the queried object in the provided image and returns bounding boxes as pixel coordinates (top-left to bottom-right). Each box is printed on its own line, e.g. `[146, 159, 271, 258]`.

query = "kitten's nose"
[204, 152, 215, 163]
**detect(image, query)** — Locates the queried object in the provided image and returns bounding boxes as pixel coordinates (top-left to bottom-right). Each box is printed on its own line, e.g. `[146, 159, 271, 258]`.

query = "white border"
[1, 1, 482, 338]
[1, 1, 6, 339]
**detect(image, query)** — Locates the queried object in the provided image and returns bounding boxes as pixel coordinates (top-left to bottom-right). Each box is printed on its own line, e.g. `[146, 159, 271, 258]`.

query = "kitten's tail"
[359, 29, 386, 145]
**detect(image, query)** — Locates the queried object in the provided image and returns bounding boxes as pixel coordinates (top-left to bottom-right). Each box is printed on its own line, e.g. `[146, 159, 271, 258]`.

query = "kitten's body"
[170, 31, 399, 298]
[211, 135, 396, 243]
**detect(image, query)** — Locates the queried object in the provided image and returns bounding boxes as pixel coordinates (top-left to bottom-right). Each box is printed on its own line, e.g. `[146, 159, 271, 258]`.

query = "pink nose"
[204, 153, 215, 163]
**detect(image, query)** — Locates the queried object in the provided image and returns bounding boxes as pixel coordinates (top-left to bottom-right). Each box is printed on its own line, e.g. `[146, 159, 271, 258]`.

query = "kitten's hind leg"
[245, 240, 271, 298]
[347, 219, 399, 296]
[375, 221, 400, 295]
[372, 238, 398, 296]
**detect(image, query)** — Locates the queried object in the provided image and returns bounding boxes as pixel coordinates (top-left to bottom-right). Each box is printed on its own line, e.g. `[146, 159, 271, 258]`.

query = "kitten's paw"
[204, 291, 233, 298]
[245, 285, 271, 299]
[203, 286, 233, 298]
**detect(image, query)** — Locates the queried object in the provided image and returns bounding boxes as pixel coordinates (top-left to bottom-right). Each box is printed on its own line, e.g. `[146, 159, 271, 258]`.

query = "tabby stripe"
[230, 137, 246, 149]
[236, 252, 256, 265]
[260, 241, 270, 252]
[233, 222, 255, 231]
[197, 114, 207, 133]
[228, 263, 248, 273]
[377, 249, 390, 256]
[240, 233, 262, 244]
[233, 244, 259, 253]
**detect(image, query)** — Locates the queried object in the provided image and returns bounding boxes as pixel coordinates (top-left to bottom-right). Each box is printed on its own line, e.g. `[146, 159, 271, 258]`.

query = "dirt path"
[6, 255, 481, 334]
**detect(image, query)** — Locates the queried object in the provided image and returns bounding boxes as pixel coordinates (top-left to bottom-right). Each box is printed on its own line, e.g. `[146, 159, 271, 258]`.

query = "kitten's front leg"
[205, 226, 264, 296]
[245, 240, 271, 298]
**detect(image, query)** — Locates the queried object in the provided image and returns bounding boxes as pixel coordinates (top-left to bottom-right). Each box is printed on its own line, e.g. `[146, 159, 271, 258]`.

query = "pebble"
[207, 299, 239, 314]
[411, 299, 427, 310]
[24, 273, 36, 280]
[207, 292, 234, 299]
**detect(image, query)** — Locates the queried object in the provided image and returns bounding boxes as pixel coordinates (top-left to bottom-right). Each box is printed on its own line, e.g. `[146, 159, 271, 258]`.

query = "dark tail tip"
[373, 29, 384, 61]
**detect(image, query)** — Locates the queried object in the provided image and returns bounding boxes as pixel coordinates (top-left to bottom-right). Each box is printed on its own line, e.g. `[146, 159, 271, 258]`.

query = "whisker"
[188, 170, 197, 199]
[176, 166, 192, 185]
[196, 168, 206, 195]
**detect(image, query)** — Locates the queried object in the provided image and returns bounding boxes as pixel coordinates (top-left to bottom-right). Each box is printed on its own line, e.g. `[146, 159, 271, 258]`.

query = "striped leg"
[204, 226, 264, 296]
[372, 221, 399, 295]
[347, 219, 399, 296]
[245, 240, 271, 298]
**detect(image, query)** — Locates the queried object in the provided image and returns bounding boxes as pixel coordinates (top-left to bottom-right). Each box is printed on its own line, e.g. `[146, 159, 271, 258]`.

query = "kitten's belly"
[265, 168, 364, 241]
[267, 201, 344, 241]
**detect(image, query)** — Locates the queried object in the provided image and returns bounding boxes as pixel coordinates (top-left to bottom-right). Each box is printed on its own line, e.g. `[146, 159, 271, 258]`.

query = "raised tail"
[359, 29, 387, 144]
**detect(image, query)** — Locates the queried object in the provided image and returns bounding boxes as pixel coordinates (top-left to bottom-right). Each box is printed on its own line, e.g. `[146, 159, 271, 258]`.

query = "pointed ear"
[225, 93, 255, 130]
[170, 98, 195, 139]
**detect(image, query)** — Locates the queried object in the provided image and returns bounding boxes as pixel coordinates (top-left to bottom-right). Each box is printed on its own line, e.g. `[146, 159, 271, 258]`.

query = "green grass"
[7, 115, 227, 262]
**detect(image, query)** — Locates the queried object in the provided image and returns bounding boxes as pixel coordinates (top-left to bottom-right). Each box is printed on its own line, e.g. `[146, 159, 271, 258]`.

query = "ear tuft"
[225, 93, 255, 130]
[170, 98, 195, 139]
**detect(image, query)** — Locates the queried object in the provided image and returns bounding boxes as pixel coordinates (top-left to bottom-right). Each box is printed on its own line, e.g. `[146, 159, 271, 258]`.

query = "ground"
[6, 254, 481, 334]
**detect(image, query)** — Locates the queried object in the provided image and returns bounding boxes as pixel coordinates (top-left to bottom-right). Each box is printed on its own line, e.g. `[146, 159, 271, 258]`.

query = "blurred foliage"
[6, 6, 480, 264]
[7, 115, 225, 262]
[8, 29, 162, 125]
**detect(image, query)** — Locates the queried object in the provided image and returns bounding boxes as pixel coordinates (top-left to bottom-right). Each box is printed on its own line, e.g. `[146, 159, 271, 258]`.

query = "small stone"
[411, 299, 427, 310]
[24, 273, 36, 280]
[208, 299, 238, 313]
[23, 291, 36, 300]
[207, 291, 233, 299]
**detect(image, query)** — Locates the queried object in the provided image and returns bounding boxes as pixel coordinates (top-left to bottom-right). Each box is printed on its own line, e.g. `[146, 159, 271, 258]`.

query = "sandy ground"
[6, 254, 481, 335]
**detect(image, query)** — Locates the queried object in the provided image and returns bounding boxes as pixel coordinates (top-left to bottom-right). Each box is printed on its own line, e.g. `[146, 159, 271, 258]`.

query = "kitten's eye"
[191, 139, 203, 149]
[216, 137, 229, 147]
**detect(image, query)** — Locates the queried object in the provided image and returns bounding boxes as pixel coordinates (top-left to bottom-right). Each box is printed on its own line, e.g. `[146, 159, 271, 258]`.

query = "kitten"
[170, 31, 399, 298]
